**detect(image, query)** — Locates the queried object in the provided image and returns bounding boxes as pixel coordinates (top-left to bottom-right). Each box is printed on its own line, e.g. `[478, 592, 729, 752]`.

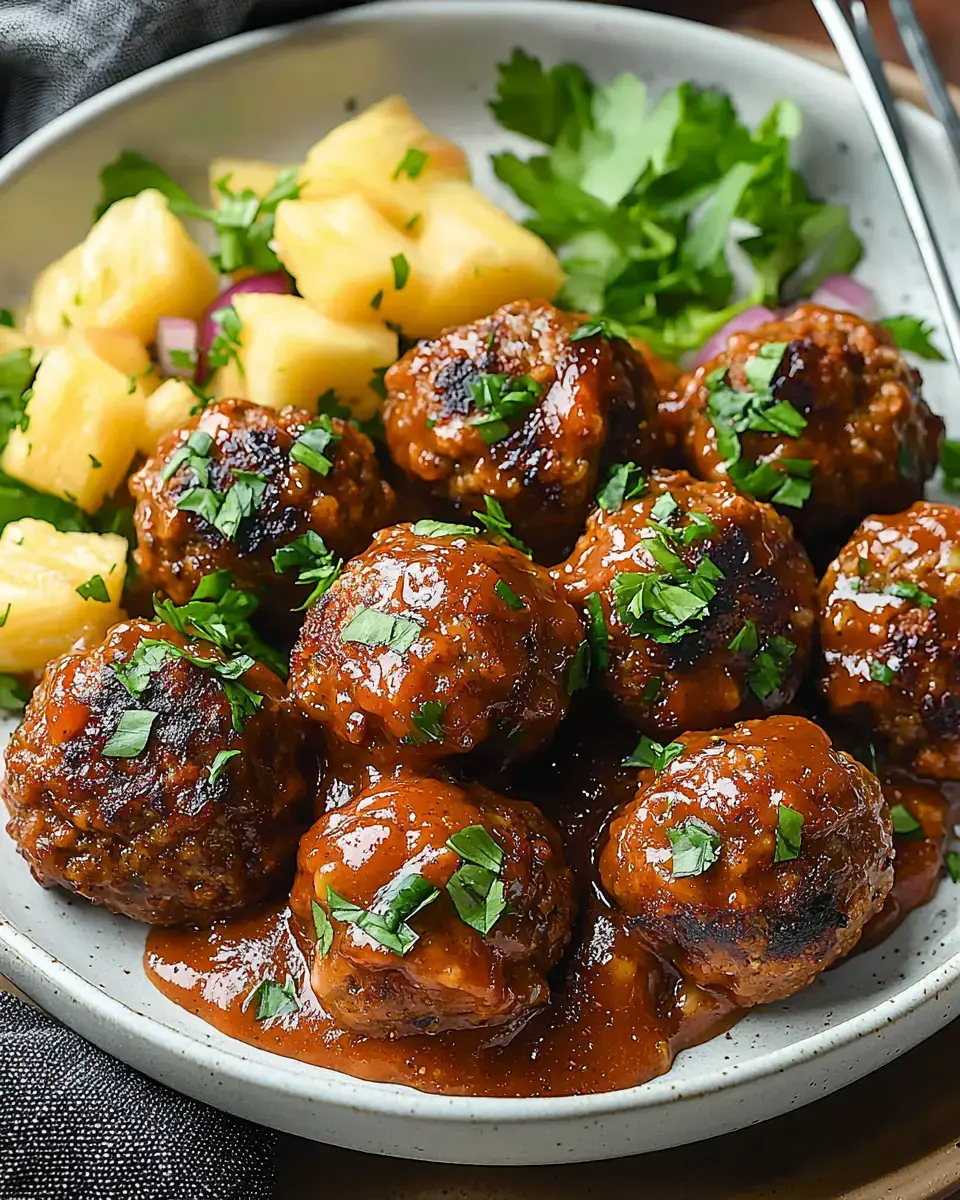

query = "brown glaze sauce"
[144, 709, 955, 1098]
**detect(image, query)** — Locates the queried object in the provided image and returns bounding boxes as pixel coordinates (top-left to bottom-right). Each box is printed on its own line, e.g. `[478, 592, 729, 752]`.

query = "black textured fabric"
[0, 992, 277, 1199]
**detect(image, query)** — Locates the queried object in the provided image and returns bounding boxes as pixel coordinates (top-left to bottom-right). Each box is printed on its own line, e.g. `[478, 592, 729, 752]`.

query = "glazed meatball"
[383, 299, 663, 562]
[290, 522, 585, 761]
[3, 618, 311, 924]
[819, 502, 960, 779]
[131, 398, 395, 608]
[290, 774, 575, 1037]
[553, 470, 817, 736]
[675, 304, 942, 546]
[599, 715, 894, 1005]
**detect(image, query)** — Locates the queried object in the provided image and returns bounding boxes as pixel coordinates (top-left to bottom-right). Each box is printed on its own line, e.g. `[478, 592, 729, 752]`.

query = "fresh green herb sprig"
[623, 735, 684, 773]
[467, 373, 543, 445]
[272, 531, 343, 610]
[612, 528, 723, 644]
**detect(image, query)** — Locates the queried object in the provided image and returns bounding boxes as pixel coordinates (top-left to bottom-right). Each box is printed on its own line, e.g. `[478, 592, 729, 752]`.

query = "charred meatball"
[553, 470, 817, 736]
[675, 305, 942, 546]
[599, 715, 893, 1005]
[3, 618, 311, 924]
[819, 502, 960, 779]
[290, 522, 585, 761]
[290, 774, 575, 1036]
[383, 299, 663, 562]
[131, 398, 394, 608]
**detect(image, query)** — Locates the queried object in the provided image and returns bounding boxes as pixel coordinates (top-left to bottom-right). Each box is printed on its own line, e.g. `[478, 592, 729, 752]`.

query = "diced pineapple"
[410, 181, 565, 335]
[300, 95, 470, 229]
[25, 190, 219, 345]
[68, 328, 158, 395]
[2, 343, 144, 512]
[0, 519, 126, 673]
[139, 379, 197, 455]
[213, 293, 396, 420]
[274, 194, 425, 327]
[209, 157, 296, 204]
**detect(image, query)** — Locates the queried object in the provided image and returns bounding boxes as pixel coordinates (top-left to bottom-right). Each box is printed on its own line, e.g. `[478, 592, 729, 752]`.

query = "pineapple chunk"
[2, 343, 143, 512]
[209, 157, 296, 204]
[300, 96, 469, 228]
[68, 328, 158, 395]
[410, 181, 565, 335]
[25, 190, 219, 345]
[213, 293, 396, 420]
[139, 379, 197, 455]
[0, 519, 126, 673]
[274, 194, 425, 327]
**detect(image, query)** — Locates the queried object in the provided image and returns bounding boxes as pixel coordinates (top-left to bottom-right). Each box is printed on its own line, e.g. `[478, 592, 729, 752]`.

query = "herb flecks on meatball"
[289, 521, 585, 762]
[289, 774, 575, 1037]
[819, 501, 960, 779]
[383, 299, 663, 562]
[2, 618, 311, 925]
[131, 398, 394, 610]
[553, 469, 817, 736]
[674, 304, 943, 545]
[600, 715, 893, 1006]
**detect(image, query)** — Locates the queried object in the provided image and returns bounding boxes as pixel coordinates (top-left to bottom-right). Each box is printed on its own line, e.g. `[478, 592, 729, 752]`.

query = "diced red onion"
[811, 274, 878, 319]
[693, 306, 776, 367]
[199, 270, 295, 368]
[156, 317, 199, 380]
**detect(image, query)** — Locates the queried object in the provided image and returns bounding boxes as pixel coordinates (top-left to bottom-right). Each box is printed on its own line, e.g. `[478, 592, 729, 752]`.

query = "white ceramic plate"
[1, 0, 959, 1167]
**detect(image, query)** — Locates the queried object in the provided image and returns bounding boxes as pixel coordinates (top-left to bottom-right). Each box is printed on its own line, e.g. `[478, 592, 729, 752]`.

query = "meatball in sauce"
[3, 618, 312, 925]
[383, 299, 663, 562]
[674, 304, 942, 548]
[820, 502, 960, 779]
[600, 715, 894, 1006]
[553, 469, 817, 736]
[131, 398, 394, 610]
[290, 522, 585, 763]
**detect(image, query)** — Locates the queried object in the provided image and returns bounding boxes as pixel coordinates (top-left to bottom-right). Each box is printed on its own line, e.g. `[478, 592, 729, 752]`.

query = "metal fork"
[813, 0, 960, 374]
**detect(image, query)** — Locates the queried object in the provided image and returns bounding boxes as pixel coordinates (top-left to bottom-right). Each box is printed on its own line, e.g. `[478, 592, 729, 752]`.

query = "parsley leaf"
[472, 496, 531, 556]
[870, 658, 897, 686]
[393, 148, 429, 180]
[597, 462, 645, 512]
[391, 253, 411, 291]
[612, 531, 723, 644]
[494, 577, 525, 609]
[571, 316, 630, 341]
[945, 851, 960, 884]
[403, 700, 446, 746]
[272, 531, 343, 610]
[0, 674, 29, 712]
[747, 635, 795, 700]
[729, 618, 759, 655]
[208, 748, 241, 786]
[95, 150, 197, 220]
[880, 315, 946, 361]
[248, 975, 299, 1021]
[566, 639, 592, 694]
[468, 373, 543, 445]
[446, 825, 504, 873]
[205, 305, 244, 377]
[890, 802, 923, 840]
[445, 826, 508, 937]
[584, 591, 609, 671]
[0, 348, 35, 454]
[312, 901, 334, 958]
[623, 735, 684, 773]
[211, 470, 267, 541]
[102, 709, 158, 758]
[773, 803, 804, 863]
[412, 519, 477, 538]
[884, 581, 935, 608]
[942, 439, 960, 494]
[341, 607, 422, 653]
[76, 574, 110, 603]
[327, 875, 440, 957]
[290, 414, 340, 476]
[667, 817, 721, 879]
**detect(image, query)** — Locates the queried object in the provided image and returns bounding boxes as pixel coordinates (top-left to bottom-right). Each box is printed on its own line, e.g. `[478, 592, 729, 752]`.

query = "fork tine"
[813, 0, 960, 375]
[890, 0, 960, 177]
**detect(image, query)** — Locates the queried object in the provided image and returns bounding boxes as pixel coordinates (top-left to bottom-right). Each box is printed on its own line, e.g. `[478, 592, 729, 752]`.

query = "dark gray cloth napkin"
[0, 992, 276, 1199]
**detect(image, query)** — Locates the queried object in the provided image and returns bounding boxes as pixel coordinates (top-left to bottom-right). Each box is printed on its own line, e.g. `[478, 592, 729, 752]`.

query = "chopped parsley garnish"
[447, 825, 504, 873]
[412, 519, 477, 538]
[650, 492, 678, 524]
[89, 454, 102, 469]
[472, 496, 531, 556]
[75, 574, 110, 603]
[494, 577, 525, 609]
[0, 674, 29, 712]
[890, 803, 923, 840]
[290, 414, 340, 477]
[327, 875, 440, 957]
[623, 735, 684, 774]
[942, 439, 960, 494]
[945, 851, 960, 884]
[205, 305, 244, 376]
[597, 462, 644, 512]
[102, 709, 158, 758]
[641, 676, 662, 705]
[566, 640, 592, 695]
[584, 591, 608, 671]
[311, 900, 333, 958]
[571, 316, 629, 342]
[773, 803, 804, 863]
[0, 347, 35, 455]
[341, 607, 422, 653]
[445, 825, 508, 937]
[747, 635, 795, 700]
[667, 817, 720, 879]
[272, 531, 343, 610]
[248, 975, 299, 1021]
[489, 51, 861, 358]
[370, 289, 384, 311]
[403, 700, 446, 745]
[729, 618, 759, 655]
[212, 470, 267, 541]
[391, 253, 411, 291]
[870, 658, 897, 686]
[369, 366, 389, 401]
[208, 748, 241, 786]
[393, 147, 429, 180]
[0, 604, 10, 628]
[0, 310, 14, 327]
[467, 373, 543, 445]
[612, 531, 723, 644]
[880, 315, 946, 361]
[884, 581, 935, 608]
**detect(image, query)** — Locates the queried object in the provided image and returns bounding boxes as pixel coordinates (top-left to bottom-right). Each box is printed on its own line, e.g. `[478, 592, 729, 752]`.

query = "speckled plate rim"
[0, 0, 958, 1128]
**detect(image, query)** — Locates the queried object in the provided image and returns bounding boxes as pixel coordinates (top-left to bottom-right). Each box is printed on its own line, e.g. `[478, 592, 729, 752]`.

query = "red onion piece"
[156, 317, 199, 380]
[693, 306, 776, 368]
[199, 270, 295, 367]
[810, 274, 878, 319]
